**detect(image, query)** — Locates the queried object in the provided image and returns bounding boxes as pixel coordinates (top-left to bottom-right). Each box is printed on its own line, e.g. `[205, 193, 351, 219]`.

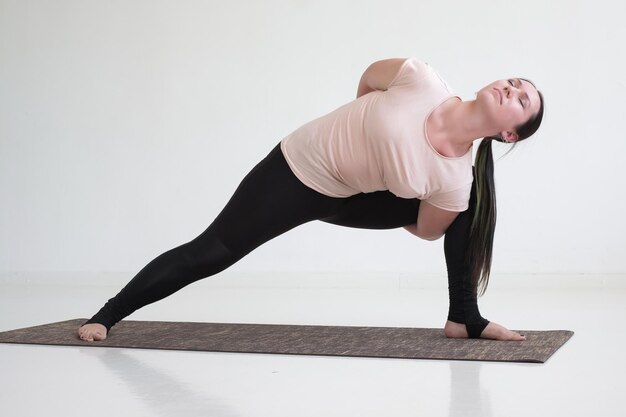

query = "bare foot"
[444, 320, 468, 338]
[78, 323, 108, 342]
[480, 322, 526, 341]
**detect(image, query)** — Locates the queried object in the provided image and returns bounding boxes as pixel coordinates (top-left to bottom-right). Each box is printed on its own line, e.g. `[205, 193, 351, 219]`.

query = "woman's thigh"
[319, 191, 420, 230]
[207, 143, 345, 255]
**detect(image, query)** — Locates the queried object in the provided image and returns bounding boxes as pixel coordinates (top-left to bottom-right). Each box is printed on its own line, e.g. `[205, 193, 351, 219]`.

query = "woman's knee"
[179, 234, 241, 280]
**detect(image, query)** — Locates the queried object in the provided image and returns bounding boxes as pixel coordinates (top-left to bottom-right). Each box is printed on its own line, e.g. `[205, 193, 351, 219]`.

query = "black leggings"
[84, 143, 475, 333]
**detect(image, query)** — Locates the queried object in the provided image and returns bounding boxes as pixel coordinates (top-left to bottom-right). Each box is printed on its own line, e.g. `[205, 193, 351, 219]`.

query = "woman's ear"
[500, 130, 519, 143]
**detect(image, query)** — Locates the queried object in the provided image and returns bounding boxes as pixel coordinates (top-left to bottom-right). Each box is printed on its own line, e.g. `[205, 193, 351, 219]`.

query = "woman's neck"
[430, 99, 499, 153]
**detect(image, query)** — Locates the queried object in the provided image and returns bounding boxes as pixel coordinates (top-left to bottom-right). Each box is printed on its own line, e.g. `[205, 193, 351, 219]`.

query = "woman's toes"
[78, 324, 107, 341]
[79, 329, 92, 341]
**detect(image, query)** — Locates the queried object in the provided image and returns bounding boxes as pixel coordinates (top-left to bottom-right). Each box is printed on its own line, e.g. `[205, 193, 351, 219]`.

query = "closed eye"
[515, 78, 527, 109]
[508, 79, 525, 108]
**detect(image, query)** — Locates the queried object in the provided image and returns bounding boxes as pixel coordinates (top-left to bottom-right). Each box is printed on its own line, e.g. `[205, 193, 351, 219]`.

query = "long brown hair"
[468, 83, 544, 297]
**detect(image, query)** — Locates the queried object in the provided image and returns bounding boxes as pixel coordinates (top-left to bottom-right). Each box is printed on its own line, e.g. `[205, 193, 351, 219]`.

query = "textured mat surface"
[0, 319, 574, 363]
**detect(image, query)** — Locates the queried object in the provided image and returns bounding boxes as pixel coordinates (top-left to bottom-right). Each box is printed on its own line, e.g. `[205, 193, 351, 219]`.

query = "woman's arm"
[356, 58, 407, 98]
[404, 201, 460, 241]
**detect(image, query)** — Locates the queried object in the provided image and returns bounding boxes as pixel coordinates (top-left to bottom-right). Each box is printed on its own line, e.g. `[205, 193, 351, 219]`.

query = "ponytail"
[468, 82, 544, 297]
[467, 137, 498, 297]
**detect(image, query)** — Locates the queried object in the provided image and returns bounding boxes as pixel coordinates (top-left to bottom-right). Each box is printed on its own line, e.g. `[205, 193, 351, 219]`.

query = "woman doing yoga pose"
[78, 57, 544, 342]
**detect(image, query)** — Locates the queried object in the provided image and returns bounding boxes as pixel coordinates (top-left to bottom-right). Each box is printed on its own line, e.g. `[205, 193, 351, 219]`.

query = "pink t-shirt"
[280, 57, 473, 212]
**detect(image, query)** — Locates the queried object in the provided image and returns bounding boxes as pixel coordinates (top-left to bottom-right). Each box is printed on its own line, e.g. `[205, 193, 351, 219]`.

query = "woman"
[78, 57, 544, 342]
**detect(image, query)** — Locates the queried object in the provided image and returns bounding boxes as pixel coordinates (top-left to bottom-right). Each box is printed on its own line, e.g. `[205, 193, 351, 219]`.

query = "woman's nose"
[505, 85, 519, 98]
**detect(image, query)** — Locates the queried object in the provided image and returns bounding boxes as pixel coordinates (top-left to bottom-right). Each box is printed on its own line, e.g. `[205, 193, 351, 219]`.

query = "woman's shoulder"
[387, 58, 455, 95]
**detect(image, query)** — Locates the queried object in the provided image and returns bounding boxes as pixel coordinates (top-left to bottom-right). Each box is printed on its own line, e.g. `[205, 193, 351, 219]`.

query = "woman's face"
[476, 78, 541, 142]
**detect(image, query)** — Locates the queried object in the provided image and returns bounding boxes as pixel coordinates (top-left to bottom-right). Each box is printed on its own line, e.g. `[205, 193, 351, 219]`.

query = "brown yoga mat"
[0, 319, 573, 363]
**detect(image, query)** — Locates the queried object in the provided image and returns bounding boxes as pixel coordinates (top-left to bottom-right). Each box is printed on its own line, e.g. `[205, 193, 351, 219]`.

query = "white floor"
[0, 273, 624, 417]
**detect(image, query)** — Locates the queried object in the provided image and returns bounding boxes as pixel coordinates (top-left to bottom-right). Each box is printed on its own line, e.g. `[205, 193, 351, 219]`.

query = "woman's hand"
[444, 320, 526, 341]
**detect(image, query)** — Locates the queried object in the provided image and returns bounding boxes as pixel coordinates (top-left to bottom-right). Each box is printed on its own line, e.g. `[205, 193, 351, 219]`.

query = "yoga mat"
[0, 319, 573, 363]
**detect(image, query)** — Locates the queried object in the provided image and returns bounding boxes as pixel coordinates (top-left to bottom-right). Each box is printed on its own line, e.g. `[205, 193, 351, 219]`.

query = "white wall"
[1, 0, 625, 279]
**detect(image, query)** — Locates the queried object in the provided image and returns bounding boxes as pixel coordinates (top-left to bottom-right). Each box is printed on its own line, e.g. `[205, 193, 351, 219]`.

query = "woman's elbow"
[416, 224, 446, 241]
[419, 233, 444, 241]
[405, 225, 443, 241]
